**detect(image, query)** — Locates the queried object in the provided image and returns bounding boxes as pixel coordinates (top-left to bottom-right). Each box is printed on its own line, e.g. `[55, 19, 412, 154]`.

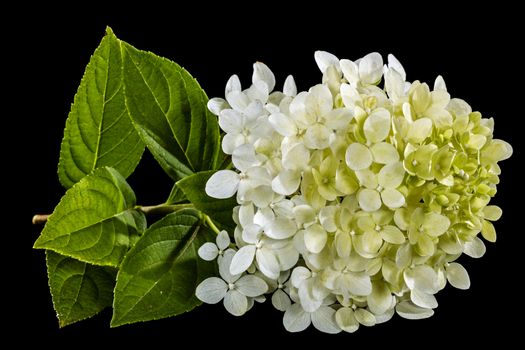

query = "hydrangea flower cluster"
[195, 51, 512, 333]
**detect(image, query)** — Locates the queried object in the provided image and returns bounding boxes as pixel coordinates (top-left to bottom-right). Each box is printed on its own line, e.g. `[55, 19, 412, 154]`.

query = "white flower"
[198, 230, 230, 261]
[199, 51, 511, 333]
[403, 265, 441, 309]
[271, 271, 292, 311]
[283, 303, 341, 334]
[335, 304, 377, 333]
[205, 166, 271, 201]
[218, 102, 271, 154]
[196, 250, 268, 316]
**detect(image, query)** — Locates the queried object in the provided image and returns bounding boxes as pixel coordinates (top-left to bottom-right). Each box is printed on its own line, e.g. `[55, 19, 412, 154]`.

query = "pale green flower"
[199, 51, 512, 334]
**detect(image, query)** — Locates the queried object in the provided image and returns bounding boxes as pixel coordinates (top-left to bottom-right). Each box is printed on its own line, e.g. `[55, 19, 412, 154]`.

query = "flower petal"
[227, 91, 250, 111]
[340, 59, 359, 85]
[230, 245, 256, 275]
[304, 123, 331, 149]
[408, 265, 439, 294]
[371, 142, 399, 164]
[367, 282, 392, 315]
[407, 117, 433, 143]
[354, 308, 376, 327]
[319, 206, 338, 232]
[314, 51, 339, 73]
[207, 97, 228, 116]
[275, 244, 300, 270]
[481, 220, 497, 242]
[283, 143, 310, 171]
[380, 225, 406, 244]
[446, 263, 470, 290]
[434, 75, 447, 91]
[205, 170, 240, 199]
[396, 301, 434, 320]
[283, 75, 297, 97]
[364, 108, 391, 143]
[375, 307, 395, 324]
[256, 249, 280, 279]
[311, 306, 341, 334]
[272, 289, 291, 311]
[340, 83, 362, 109]
[483, 205, 503, 221]
[410, 288, 438, 309]
[272, 170, 301, 196]
[236, 275, 268, 297]
[304, 224, 328, 254]
[232, 143, 259, 173]
[221, 133, 245, 155]
[198, 242, 219, 261]
[381, 188, 405, 209]
[218, 109, 243, 134]
[252, 62, 275, 92]
[291, 266, 311, 288]
[283, 303, 311, 332]
[324, 108, 353, 130]
[219, 250, 241, 283]
[266, 217, 297, 239]
[269, 112, 297, 137]
[378, 161, 405, 189]
[423, 213, 450, 237]
[359, 52, 383, 85]
[346, 143, 373, 170]
[216, 230, 231, 251]
[357, 188, 382, 212]
[387, 54, 406, 81]
[463, 237, 486, 258]
[225, 74, 241, 95]
[223, 290, 248, 316]
[244, 185, 274, 208]
[345, 272, 372, 296]
[195, 277, 227, 304]
[335, 307, 359, 333]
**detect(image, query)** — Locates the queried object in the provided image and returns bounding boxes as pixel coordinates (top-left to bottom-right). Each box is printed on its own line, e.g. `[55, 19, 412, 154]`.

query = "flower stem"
[135, 203, 194, 216]
[32, 203, 195, 225]
[203, 214, 221, 235]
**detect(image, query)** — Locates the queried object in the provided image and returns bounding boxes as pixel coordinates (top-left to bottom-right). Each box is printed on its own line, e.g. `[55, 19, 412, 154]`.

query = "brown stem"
[32, 214, 51, 225]
[31, 203, 194, 225]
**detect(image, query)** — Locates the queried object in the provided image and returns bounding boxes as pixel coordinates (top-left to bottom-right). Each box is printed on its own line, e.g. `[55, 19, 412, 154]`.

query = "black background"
[10, 4, 522, 347]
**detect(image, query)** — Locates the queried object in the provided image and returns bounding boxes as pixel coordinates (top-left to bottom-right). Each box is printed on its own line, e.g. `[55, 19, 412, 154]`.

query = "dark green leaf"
[111, 209, 215, 326]
[176, 171, 237, 231]
[46, 251, 116, 327]
[58, 27, 144, 188]
[166, 184, 187, 204]
[34, 167, 146, 267]
[122, 41, 220, 180]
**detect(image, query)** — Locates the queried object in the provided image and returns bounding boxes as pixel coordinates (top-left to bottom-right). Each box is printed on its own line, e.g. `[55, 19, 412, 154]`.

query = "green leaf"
[111, 209, 215, 326]
[122, 41, 220, 180]
[34, 167, 146, 267]
[166, 184, 187, 205]
[176, 170, 237, 231]
[46, 251, 116, 327]
[58, 27, 144, 188]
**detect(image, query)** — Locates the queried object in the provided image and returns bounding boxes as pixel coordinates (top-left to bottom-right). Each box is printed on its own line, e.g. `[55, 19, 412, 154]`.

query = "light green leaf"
[58, 27, 144, 188]
[46, 251, 116, 327]
[176, 171, 237, 231]
[122, 41, 220, 180]
[111, 209, 216, 326]
[34, 167, 146, 267]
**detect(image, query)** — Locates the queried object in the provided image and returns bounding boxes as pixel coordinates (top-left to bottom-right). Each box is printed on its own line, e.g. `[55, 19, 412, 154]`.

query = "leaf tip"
[105, 26, 115, 36]
[109, 315, 124, 328]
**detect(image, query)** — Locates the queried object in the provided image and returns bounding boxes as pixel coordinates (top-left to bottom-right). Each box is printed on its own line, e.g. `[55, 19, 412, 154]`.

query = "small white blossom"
[196, 250, 268, 316]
